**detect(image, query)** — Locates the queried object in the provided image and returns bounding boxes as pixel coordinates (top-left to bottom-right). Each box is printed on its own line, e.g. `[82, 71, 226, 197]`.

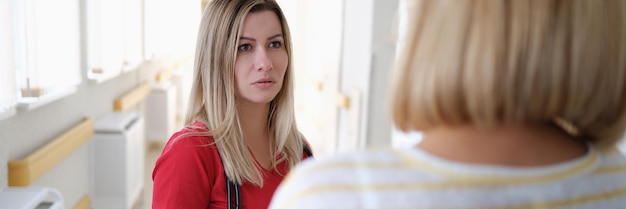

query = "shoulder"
[596, 148, 626, 174]
[293, 148, 407, 174]
[164, 130, 211, 149]
[162, 122, 214, 153]
[269, 148, 410, 209]
[152, 124, 223, 208]
[154, 123, 220, 175]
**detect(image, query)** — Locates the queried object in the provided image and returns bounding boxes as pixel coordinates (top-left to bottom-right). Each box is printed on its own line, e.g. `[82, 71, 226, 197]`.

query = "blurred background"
[0, 0, 423, 208]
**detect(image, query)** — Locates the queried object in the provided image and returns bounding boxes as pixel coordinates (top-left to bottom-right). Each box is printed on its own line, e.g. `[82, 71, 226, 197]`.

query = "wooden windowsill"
[88, 61, 143, 84]
[88, 71, 119, 84]
[17, 86, 78, 111]
[121, 60, 142, 73]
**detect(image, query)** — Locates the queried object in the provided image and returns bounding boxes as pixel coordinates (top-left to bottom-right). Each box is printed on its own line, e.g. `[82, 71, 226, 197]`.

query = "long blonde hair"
[183, 0, 305, 186]
[392, 0, 626, 150]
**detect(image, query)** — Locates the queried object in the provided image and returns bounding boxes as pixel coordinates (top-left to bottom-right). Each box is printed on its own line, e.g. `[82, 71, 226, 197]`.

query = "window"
[144, 0, 199, 61]
[86, 0, 143, 82]
[0, 0, 17, 120]
[13, 0, 81, 110]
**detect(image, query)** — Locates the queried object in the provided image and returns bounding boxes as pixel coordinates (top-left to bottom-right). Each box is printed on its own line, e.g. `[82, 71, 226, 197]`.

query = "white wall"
[278, 0, 343, 156]
[336, 0, 374, 152]
[280, 0, 399, 153]
[0, 129, 7, 188]
[337, 0, 398, 152]
[366, 0, 399, 148]
[0, 0, 13, 188]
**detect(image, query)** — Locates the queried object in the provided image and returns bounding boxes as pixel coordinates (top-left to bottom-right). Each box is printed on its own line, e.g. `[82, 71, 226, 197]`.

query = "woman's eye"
[238, 44, 252, 51]
[269, 41, 282, 48]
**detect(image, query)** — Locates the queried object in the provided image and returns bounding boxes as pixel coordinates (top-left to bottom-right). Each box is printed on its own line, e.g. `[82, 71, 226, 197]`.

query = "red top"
[152, 123, 305, 209]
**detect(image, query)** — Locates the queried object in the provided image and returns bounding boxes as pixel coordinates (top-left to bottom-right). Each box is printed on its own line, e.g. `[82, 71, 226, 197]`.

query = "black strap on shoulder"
[226, 179, 240, 209]
[226, 179, 239, 209]
[303, 144, 313, 158]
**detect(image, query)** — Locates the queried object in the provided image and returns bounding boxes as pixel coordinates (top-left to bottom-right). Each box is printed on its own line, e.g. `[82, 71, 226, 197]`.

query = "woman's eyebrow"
[267, 34, 283, 40]
[239, 34, 283, 42]
[239, 36, 255, 41]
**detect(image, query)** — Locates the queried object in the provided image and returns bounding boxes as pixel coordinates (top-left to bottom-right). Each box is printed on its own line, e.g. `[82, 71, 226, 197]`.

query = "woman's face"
[234, 10, 288, 105]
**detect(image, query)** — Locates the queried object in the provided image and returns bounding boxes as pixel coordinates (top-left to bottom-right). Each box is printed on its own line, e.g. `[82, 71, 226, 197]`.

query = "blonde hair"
[392, 0, 626, 150]
[183, 0, 305, 186]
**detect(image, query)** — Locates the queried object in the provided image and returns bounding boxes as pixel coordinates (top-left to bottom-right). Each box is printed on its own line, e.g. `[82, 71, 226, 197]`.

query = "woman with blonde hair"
[269, 0, 626, 208]
[152, 0, 311, 208]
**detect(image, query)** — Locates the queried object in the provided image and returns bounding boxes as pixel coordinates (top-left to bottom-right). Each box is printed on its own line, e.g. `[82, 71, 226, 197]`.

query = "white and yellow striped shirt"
[269, 146, 626, 209]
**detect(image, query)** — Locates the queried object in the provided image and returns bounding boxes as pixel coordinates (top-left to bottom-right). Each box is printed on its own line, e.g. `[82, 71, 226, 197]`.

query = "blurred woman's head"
[392, 0, 626, 150]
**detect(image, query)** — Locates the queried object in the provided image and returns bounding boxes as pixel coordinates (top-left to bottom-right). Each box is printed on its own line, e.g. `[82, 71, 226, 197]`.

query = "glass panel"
[86, 0, 145, 77]
[122, 0, 144, 71]
[1, 0, 17, 112]
[144, 0, 199, 60]
[16, 0, 81, 97]
[86, 0, 125, 76]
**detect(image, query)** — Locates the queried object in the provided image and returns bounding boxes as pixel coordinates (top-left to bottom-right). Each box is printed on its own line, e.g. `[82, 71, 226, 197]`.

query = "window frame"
[13, 0, 82, 111]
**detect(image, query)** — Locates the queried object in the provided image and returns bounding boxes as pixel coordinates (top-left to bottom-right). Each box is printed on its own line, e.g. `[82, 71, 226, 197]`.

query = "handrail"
[8, 117, 94, 186]
[113, 82, 152, 111]
[73, 194, 91, 209]
[156, 70, 172, 83]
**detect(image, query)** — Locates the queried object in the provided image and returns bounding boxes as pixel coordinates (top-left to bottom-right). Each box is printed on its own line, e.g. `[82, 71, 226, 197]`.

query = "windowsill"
[121, 61, 143, 73]
[17, 86, 78, 111]
[87, 70, 122, 84]
[0, 106, 17, 121]
[88, 61, 144, 84]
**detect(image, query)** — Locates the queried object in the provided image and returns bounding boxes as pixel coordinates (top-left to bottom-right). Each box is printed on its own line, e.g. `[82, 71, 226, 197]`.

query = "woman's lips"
[253, 79, 275, 88]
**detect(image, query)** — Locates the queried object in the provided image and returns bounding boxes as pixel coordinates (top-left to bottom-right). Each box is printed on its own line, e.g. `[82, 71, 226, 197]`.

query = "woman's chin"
[239, 95, 278, 105]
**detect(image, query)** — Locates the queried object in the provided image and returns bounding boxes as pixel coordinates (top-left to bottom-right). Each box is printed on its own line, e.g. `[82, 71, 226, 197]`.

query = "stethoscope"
[226, 178, 241, 209]
[225, 145, 313, 209]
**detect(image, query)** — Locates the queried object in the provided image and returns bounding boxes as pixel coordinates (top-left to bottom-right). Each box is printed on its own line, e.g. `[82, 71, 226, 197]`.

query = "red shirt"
[152, 124, 305, 209]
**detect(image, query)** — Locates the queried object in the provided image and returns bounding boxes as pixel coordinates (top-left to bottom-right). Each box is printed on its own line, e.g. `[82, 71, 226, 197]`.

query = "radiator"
[145, 82, 176, 142]
[90, 111, 144, 209]
[0, 187, 64, 209]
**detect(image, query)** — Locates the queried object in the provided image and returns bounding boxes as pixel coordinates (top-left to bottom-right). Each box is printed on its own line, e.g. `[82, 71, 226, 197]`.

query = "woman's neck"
[417, 123, 588, 166]
[237, 100, 273, 169]
[237, 100, 270, 141]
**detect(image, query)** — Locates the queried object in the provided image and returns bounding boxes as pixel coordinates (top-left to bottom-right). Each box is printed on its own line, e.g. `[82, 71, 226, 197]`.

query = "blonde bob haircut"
[392, 0, 626, 150]
[183, 0, 305, 186]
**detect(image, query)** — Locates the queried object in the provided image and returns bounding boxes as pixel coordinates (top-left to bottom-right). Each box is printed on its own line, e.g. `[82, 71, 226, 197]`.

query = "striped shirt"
[269, 146, 626, 209]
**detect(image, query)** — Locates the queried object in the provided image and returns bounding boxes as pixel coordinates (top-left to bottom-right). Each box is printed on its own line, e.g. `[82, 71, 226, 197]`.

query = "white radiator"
[90, 111, 144, 209]
[0, 187, 64, 209]
[172, 71, 190, 124]
[145, 82, 176, 142]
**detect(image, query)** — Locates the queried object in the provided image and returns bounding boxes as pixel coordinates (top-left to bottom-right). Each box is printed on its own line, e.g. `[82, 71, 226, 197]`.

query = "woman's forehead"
[239, 10, 283, 40]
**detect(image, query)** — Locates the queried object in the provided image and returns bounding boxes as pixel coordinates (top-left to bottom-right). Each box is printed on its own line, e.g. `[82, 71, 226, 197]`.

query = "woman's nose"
[255, 49, 272, 71]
